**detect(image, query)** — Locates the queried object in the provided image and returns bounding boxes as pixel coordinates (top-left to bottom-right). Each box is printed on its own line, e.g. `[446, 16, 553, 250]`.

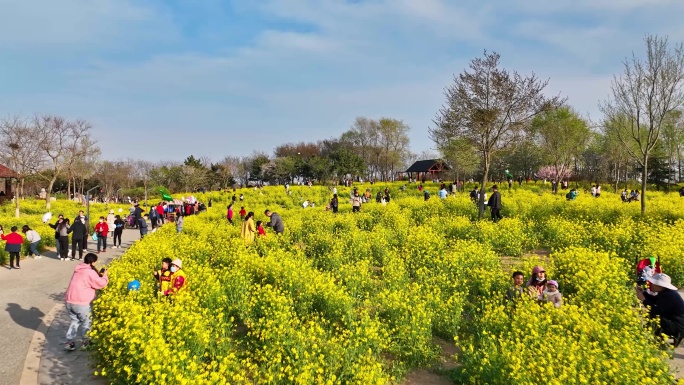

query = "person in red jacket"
[94, 216, 109, 253]
[1, 225, 24, 269]
[156, 203, 165, 224]
[239, 206, 247, 220]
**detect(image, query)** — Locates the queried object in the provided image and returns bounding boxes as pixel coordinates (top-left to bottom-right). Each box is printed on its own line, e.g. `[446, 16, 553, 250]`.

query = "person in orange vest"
[164, 259, 187, 296]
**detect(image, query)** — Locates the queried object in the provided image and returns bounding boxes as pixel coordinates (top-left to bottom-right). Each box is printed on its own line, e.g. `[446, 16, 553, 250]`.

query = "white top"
[26, 229, 41, 242]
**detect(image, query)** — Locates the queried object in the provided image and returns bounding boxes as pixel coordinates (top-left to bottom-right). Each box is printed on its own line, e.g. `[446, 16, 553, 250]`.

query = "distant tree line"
[2, 35, 684, 217]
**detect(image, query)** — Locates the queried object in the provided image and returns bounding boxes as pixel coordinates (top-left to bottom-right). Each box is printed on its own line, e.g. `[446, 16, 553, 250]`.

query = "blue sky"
[1, 0, 683, 162]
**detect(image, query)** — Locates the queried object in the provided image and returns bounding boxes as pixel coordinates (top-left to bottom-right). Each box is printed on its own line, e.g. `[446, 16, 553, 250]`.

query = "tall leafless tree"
[430, 51, 562, 217]
[601, 35, 684, 214]
[36, 116, 92, 209]
[0, 116, 44, 216]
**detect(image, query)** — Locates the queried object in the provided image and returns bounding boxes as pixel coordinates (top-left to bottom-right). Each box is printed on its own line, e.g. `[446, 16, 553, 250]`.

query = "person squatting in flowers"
[506, 271, 525, 301]
[543, 280, 563, 308]
[527, 265, 547, 300]
[635, 273, 684, 344]
[165, 259, 187, 296]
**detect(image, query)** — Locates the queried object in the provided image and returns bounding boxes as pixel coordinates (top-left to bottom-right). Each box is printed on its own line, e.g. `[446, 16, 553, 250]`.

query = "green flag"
[160, 190, 173, 201]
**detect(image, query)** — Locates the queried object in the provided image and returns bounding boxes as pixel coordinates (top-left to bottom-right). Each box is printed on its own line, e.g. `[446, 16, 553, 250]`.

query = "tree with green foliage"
[249, 153, 270, 182]
[438, 138, 479, 182]
[500, 139, 543, 180]
[530, 106, 590, 183]
[660, 110, 684, 189]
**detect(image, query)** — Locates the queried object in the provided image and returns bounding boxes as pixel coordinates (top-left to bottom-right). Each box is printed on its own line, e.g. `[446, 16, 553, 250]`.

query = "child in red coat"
[94, 217, 109, 253]
[256, 221, 266, 237]
[239, 207, 247, 220]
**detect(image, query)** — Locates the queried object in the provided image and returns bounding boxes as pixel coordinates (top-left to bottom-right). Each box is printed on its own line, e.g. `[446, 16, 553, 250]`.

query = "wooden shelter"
[405, 159, 451, 182]
[0, 164, 18, 205]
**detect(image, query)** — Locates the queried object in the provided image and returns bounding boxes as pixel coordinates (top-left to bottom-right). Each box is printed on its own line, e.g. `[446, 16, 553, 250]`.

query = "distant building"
[405, 159, 451, 181]
[0, 164, 19, 204]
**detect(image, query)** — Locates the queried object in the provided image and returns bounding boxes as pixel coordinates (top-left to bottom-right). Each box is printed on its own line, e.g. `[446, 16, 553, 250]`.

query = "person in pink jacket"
[64, 253, 108, 351]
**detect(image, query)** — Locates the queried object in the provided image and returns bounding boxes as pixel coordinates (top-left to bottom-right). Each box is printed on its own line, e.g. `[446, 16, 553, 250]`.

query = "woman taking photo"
[64, 253, 108, 351]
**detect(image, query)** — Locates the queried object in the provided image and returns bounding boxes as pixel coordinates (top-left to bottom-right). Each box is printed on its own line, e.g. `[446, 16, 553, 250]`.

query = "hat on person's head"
[171, 259, 182, 268]
[647, 273, 678, 290]
[532, 266, 546, 274]
[547, 280, 558, 288]
[109, 209, 114, 214]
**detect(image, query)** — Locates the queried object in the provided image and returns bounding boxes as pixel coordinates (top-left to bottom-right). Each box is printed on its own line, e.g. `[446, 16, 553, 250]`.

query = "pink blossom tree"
[536, 166, 572, 181]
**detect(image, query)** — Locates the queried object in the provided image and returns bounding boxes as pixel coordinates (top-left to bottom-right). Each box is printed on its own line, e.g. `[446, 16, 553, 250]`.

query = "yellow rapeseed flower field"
[3, 183, 683, 383]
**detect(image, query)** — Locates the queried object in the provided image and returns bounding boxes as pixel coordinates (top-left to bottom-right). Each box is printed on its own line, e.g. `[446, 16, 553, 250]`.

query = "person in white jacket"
[22, 225, 42, 259]
[106, 210, 116, 237]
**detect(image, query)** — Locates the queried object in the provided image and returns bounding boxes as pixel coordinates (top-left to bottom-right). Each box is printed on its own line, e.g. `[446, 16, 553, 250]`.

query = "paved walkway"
[0, 228, 140, 385]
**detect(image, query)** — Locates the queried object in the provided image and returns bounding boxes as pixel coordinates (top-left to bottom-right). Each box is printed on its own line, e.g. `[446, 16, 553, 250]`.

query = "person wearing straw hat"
[635, 273, 684, 343]
[164, 259, 187, 296]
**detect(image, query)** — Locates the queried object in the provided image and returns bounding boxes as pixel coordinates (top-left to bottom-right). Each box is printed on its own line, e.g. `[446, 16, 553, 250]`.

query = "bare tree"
[65, 131, 99, 200]
[218, 156, 242, 187]
[342, 117, 380, 179]
[36, 116, 92, 209]
[135, 160, 155, 205]
[376, 118, 411, 181]
[431, 51, 562, 217]
[601, 35, 684, 214]
[0, 116, 44, 217]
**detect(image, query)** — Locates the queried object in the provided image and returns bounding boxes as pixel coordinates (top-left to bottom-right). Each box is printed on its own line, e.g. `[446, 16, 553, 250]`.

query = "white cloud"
[2, 0, 684, 160]
[0, 0, 173, 50]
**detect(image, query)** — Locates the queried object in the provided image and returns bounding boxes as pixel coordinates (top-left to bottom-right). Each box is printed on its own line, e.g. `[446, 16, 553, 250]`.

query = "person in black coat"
[636, 273, 684, 344]
[133, 203, 143, 223]
[68, 217, 88, 260]
[330, 194, 339, 213]
[487, 185, 503, 223]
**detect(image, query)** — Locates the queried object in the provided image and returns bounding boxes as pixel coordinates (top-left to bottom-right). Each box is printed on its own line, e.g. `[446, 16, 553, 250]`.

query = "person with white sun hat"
[635, 273, 684, 344]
